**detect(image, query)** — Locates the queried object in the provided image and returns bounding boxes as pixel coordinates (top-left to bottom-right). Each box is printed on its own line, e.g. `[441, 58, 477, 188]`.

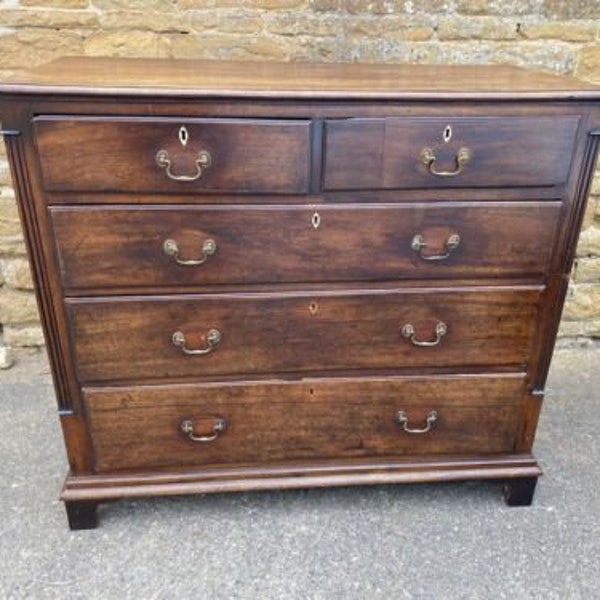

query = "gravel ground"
[0, 348, 598, 600]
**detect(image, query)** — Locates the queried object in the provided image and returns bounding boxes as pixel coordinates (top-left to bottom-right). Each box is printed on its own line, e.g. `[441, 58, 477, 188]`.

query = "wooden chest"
[1, 58, 599, 529]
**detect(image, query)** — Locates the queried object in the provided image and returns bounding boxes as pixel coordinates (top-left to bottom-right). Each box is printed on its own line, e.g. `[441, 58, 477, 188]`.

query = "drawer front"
[68, 288, 541, 383]
[85, 375, 526, 472]
[323, 116, 579, 190]
[34, 116, 311, 194]
[52, 202, 561, 291]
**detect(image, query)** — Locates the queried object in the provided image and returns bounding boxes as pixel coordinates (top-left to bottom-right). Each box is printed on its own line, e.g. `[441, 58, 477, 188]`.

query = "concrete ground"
[0, 349, 598, 600]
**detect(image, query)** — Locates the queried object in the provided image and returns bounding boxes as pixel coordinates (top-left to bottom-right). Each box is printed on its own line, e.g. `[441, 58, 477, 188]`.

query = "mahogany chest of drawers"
[1, 58, 599, 529]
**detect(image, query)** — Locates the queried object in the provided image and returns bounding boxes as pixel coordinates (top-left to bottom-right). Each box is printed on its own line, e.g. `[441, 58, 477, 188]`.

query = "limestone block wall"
[0, 0, 599, 358]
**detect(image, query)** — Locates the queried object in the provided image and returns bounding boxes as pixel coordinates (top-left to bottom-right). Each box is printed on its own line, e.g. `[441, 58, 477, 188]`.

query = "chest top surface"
[1, 56, 600, 100]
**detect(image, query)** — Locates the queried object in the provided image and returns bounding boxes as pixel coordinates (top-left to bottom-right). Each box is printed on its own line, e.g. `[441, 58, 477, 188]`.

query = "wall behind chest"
[0, 0, 600, 364]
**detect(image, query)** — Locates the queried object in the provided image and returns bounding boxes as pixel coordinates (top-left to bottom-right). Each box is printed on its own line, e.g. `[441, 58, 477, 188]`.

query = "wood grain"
[84, 374, 526, 472]
[60, 454, 543, 502]
[51, 202, 561, 290]
[67, 287, 542, 383]
[2, 57, 600, 100]
[1, 107, 95, 472]
[34, 116, 311, 194]
[324, 116, 580, 190]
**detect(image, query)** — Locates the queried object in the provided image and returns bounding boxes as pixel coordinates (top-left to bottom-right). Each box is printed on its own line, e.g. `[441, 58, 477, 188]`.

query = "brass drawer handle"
[172, 329, 221, 355]
[155, 148, 212, 182]
[180, 417, 226, 443]
[411, 233, 460, 261]
[420, 147, 471, 177]
[163, 238, 217, 266]
[395, 410, 438, 434]
[402, 321, 447, 347]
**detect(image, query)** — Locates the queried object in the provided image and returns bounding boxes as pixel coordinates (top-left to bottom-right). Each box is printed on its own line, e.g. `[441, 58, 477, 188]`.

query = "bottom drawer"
[85, 374, 526, 473]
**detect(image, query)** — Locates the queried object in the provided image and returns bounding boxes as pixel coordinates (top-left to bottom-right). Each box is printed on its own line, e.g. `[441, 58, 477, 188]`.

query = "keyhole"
[311, 212, 321, 229]
[309, 301, 319, 315]
[179, 126, 189, 147]
[443, 125, 452, 143]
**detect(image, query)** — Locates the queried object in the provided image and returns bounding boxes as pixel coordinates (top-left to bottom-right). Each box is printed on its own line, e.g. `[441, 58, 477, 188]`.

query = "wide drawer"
[33, 116, 311, 194]
[84, 374, 526, 472]
[51, 202, 561, 291]
[67, 287, 541, 383]
[323, 116, 579, 190]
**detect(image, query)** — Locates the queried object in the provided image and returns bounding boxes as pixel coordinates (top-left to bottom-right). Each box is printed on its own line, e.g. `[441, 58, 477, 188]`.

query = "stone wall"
[1, 0, 600, 360]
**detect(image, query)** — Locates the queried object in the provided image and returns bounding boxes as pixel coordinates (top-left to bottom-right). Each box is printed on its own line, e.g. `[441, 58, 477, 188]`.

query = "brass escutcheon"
[443, 125, 452, 143]
[311, 211, 321, 229]
[178, 125, 189, 147]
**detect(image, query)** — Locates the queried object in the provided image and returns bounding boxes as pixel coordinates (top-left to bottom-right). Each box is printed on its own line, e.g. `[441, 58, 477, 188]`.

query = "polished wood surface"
[68, 287, 541, 383]
[1, 57, 598, 527]
[2, 57, 600, 99]
[85, 375, 525, 472]
[34, 117, 311, 194]
[324, 116, 579, 189]
[50, 202, 561, 290]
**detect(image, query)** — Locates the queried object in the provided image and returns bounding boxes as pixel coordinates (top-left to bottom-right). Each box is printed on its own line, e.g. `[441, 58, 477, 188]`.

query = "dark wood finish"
[503, 477, 538, 506]
[2, 57, 600, 100]
[1, 58, 598, 526]
[532, 130, 600, 390]
[51, 202, 561, 291]
[60, 455, 543, 502]
[3, 132, 74, 410]
[324, 116, 579, 190]
[64, 500, 99, 530]
[42, 186, 566, 206]
[68, 287, 541, 383]
[85, 374, 525, 471]
[34, 116, 311, 194]
[2, 112, 95, 474]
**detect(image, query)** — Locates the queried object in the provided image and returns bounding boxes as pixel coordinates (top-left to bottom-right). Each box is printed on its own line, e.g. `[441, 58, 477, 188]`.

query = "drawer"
[51, 202, 561, 291]
[33, 116, 311, 194]
[84, 374, 526, 472]
[323, 116, 579, 190]
[67, 287, 541, 383]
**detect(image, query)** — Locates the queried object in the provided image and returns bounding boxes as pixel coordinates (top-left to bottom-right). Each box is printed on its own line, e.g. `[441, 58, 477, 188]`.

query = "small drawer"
[33, 116, 311, 194]
[51, 202, 561, 291]
[323, 116, 579, 190]
[84, 374, 526, 472]
[67, 287, 541, 383]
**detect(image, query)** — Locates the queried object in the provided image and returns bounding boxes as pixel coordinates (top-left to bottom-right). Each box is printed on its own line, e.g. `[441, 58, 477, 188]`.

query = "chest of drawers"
[1, 58, 599, 529]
